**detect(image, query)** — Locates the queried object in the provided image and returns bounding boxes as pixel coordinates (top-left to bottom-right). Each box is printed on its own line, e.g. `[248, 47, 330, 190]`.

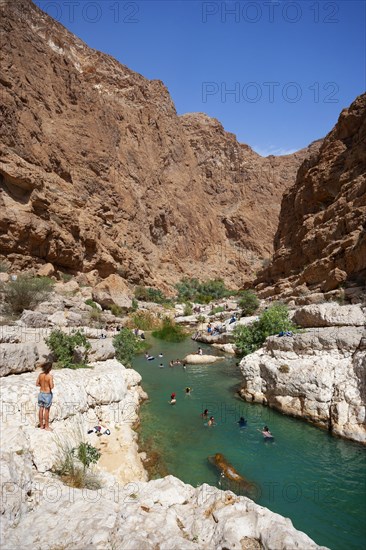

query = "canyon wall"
[255, 93, 366, 300]
[0, 0, 316, 289]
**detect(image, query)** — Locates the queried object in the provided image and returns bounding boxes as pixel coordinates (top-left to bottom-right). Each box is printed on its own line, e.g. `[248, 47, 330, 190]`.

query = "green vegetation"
[113, 328, 147, 367]
[175, 278, 231, 304]
[197, 314, 206, 323]
[238, 290, 260, 316]
[183, 302, 193, 316]
[75, 442, 101, 471]
[131, 298, 138, 311]
[0, 261, 9, 273]
[152, 317, 188, 342]
[60, 273, 73, 282]
[55, 437, 101, 489]
[234, 304, 296, 357]
[3, 275, 54, 314]
[128, 310, 160, 331]
[85, 299, 99, 309]
[88, 308, 103, 326]
[134, 285, 171, 305]
[110, 304, 123, 317]
[46, 329, 91, 369]
[209, 306, 225, 316]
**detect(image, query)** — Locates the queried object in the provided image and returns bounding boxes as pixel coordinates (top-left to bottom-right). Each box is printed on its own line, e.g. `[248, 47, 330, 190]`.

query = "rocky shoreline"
[0, 356, 328, 549]
[239, 303, 366, 444]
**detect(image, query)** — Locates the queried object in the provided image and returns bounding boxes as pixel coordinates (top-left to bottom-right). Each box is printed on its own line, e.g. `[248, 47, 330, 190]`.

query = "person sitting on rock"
[36, 362, 54, 431]
[197, 347, 203, 355]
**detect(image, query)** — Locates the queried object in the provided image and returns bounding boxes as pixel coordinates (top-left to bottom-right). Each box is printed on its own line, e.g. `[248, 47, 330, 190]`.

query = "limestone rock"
[19, 310, 49, 328]
[93, 274, 132, 310]
[239, 326, 366, 443]
[89, 338, 116, 362]
[292, 302, 365, 328]
[36, 262, 55, 277]
[0, 342, 38, 377]
[212, 343, 237, 354]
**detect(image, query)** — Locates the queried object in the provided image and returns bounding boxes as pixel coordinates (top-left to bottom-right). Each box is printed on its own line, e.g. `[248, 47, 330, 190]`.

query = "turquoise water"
[132, 336, 366, 550]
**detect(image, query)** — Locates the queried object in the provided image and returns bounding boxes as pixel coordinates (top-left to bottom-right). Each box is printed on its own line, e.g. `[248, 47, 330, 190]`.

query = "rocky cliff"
[0, 0, 316, 289]
[239, 303, 366, 444]
[256, 93, 366, 300]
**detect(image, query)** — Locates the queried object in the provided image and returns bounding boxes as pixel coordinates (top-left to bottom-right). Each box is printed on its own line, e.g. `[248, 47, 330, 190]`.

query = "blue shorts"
[38, 392, 53, 409]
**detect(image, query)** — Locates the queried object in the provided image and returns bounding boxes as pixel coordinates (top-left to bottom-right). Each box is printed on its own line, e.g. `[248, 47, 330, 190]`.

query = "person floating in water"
[201, 409, 209, 419]
[169, 360, 174, 367]
[145, 353, 155, 361]
[261, 425, 273, 439]
[170, 392, 176, 405]
[159, 363, 164, 368]
[182, 362, 187, 369]
[238, 416, 247, 427]
[158, 353, 163, 358]
[185, 387, 191, 395]
[208, 416, 216, 427]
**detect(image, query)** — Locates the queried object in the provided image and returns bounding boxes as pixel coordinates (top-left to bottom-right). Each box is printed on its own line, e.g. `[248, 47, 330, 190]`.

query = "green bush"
[134, 286, 171, 305]
[113, 328, 147, 367]
[0, 261, 9, 273]
[183, 302, 193, 316]
[131, 298, 138, 311]
[175, 278, 230, 303]
[85, 299, 99, 309]
[75, 442, 101, 471]
[197, 314, 206, 323]
[110, 304, 123, 317]
[55, 438, 101, 489]
[238, 291, 260, 316]
[46, 329, 91, 369]
[3, 275, 54, 314]
[152, 317, 187, 342]
[234, 304, 296, 357]
[128, 311, 160, 331]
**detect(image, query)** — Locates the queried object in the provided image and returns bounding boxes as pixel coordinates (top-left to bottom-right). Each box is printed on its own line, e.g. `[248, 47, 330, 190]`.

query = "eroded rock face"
[256, 93, 366, 298]
[92, 274, 132, 310]
[239, 326, 366, 443]
[0, 0, 317, 288]
[292, 302, 366, 328]
[0, 342, 39, 377]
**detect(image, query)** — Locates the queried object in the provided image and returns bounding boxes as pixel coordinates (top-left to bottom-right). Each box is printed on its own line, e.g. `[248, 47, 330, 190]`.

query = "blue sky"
[35, 0, 365, 155]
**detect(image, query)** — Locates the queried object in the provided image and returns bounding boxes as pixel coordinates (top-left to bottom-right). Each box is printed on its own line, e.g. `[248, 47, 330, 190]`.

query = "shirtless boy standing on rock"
[36, 362, 54, 431]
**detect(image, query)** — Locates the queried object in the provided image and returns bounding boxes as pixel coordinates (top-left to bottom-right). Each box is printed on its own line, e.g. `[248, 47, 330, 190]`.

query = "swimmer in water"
[158, 353, 163, 358]
[237, 416, 247, 427]
[201, 409, 209, 419]
[185, 387, 191, 395]
[159, 363, 164, 368]
[170, 392, 176, 405]
[261, 425, 273, 438]
[208, 416, 215, 427]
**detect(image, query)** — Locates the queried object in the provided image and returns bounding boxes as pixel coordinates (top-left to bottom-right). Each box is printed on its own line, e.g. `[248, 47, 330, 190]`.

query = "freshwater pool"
[132, 336, 366, 550]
